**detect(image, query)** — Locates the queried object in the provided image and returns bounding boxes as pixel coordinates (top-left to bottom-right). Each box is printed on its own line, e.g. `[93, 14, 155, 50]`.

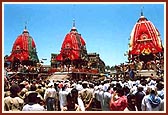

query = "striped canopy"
[7, 28, 39, 63]
[56, 26, 88, 61]
[129, 15, 163, 55]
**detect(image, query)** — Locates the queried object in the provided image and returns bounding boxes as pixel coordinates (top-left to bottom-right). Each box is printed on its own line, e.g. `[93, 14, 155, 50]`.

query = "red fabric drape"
[129, 16, 163, 55]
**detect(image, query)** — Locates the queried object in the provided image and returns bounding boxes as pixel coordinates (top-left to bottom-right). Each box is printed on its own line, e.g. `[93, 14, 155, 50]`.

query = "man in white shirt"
[22, 92, 45, 111]
[59, 83, 70, 111]
[44, 82, 57, 111]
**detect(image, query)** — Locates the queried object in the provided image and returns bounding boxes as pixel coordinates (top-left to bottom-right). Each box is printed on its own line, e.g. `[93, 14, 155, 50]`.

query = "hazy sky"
[3, 2, 165, 66]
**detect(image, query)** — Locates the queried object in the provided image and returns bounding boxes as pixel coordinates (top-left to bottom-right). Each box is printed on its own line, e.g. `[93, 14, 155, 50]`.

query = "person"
[110, 87, 128, 111]
[92, 85, 102, 111]
[97, 84, 104, 110]
[66, 88, 85, 111]
[127, 88, 136, 111]
[150, 73, 154, 79]
[79, 81, 93, 111]
[36, 84, 45, 98]
[22, 91, 46, 111]
[4, 84, 24, 111]
[59, 83, 69, 111]
[24, 83, 44, 106]
[156, 82, 164, 100]
[102, 85, 112, 111]
[44, 82, 57, 111]
[76, 81, 83, 91]
[129, 69, 135, 80]
[141, 86, 163, 111]
[135, 85, 145, 111]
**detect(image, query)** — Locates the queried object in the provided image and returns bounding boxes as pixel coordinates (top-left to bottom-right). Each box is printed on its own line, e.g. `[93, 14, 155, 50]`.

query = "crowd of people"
[4, 72, 164, 112]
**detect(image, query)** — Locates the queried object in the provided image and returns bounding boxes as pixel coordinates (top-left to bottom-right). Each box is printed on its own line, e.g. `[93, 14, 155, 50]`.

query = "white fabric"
[44, 87, 57, 100]
[77, 97, 85, 111]
[76, 84, 83, 91]
[59, 90, 69, 109]
[97, 90, 104, 109]
[102, 91, 112, 111]
[22, 104, 45, 111]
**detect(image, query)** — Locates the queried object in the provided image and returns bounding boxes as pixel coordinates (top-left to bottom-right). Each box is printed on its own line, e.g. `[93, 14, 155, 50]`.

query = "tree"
[105, 65, 111, 71]
[110, 66, 116, 71]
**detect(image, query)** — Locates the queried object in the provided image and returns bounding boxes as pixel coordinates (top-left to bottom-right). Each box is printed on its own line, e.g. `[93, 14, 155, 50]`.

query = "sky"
[3, 2, 165, 67]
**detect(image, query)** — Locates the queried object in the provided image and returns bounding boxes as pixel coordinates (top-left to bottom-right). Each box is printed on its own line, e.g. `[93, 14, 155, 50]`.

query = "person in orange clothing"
[110, 87, 128, 111]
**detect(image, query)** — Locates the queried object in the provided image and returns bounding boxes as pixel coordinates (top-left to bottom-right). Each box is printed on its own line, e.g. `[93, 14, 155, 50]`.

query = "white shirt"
[97, 90, 104, 109]
[22, 103, 45, 111]
[44, 87, 57, 100]
[77, 97, 85, 111]
[102, 91, 112, 111]
[76, 84, 83, 91]
[59, 90, 69, 109]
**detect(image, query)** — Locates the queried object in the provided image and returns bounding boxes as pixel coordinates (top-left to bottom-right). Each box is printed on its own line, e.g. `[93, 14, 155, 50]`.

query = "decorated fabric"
[56, 31, 88, 61]
[148, 94, 161, 108]
[129, 15, 163, 55]
[6, 30, 39, 62]
[28, 36, 39, 62]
